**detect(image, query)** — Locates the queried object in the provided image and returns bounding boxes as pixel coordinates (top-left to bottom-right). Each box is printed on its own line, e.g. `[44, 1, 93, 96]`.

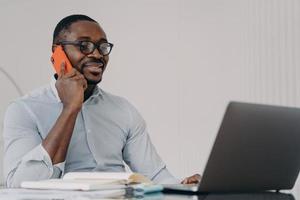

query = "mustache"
[80, 59, 106, 73]
[84, 59, 106, 66]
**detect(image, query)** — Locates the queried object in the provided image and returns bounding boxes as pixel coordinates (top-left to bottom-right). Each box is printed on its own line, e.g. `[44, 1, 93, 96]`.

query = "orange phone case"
[51, 45, 73, 75]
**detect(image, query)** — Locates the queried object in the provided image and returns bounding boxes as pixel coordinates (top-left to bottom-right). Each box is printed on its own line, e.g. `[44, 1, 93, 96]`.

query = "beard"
[86, 77, 102, 85]
[79, 61, 105, 85]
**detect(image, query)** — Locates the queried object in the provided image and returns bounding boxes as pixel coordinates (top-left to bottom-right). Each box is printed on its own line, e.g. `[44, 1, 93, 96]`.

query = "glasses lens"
[99, 43, 112, 55]
[80, 41, 95, 54]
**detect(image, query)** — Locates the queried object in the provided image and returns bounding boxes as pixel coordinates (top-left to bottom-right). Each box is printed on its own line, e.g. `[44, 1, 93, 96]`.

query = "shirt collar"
[50, 75, 103, 103]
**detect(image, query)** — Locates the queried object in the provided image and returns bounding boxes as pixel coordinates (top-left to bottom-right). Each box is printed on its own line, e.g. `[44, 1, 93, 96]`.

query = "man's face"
[60, 20, 109, 85]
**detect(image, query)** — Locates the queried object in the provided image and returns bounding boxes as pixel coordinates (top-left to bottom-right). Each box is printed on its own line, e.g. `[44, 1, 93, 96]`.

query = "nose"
[87, 47, 103, 59]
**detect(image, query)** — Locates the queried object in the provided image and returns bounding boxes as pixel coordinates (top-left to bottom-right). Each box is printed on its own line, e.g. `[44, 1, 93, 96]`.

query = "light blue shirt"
[3, 78, 178, 187]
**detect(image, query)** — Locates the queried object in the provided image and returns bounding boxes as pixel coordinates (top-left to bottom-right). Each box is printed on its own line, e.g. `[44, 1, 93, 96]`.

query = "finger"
[58, 61, 66, 78]
[75, 75, 86, 84]
[181, 178, 188, 184]
[71, 74, 85, 81]
[64, 68, 77, 78]
[70, 74, 87, 89]
[189, 178, 198, 184]
[65, 68, 82, 78]
[189, 176, 200, 184]
[82, 79, 88, 90]
[79, 76, 88, 90]
[73, 68, 82, 75]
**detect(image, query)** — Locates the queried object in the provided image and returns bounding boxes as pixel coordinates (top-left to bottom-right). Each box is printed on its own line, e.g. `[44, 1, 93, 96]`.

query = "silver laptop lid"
[199, 102, 300, 192]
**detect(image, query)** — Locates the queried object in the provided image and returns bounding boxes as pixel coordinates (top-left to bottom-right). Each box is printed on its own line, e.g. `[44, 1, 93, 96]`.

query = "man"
[3, 14, 200, 187]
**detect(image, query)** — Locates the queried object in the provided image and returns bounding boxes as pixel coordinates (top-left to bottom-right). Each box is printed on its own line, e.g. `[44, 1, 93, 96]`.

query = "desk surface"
[129, 192, 295, 200]
[0, 188, 295, 200]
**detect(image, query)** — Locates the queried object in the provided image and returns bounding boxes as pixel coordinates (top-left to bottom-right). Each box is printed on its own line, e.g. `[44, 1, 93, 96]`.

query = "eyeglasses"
[57, 40, 114, 56]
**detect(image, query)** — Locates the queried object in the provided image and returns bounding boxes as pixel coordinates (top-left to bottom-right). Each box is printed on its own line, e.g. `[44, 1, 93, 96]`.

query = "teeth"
[86, 62, 104, 67]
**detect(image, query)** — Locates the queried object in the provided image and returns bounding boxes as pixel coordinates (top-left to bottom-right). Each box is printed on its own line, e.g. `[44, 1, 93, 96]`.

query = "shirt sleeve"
[3, 101, 63, 188]
[122, 101, 176, 183]
[152, 167, 181, 184]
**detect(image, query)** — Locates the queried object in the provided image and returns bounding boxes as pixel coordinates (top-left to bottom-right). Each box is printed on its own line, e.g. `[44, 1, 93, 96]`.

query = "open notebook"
[21, 172, 151, 191]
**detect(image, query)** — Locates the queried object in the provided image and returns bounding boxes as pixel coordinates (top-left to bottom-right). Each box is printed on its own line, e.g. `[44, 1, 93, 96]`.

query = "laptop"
[164, 101, 300, 193]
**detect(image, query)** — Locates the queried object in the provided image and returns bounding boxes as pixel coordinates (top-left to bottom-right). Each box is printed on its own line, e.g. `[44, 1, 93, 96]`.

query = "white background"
[0, 0, 300, 196]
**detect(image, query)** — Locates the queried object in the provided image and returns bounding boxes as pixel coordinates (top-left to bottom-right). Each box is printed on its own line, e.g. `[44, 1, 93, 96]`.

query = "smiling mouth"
[85, 61, 104, 68]
[83, 61, 105, 75]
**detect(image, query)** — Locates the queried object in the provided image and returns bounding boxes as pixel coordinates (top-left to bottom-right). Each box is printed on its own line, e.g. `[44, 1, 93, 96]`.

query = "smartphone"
[51, 45, 73, 75]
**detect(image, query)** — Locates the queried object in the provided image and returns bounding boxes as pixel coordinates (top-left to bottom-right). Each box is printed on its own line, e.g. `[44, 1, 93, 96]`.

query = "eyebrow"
[77, 36, 108, 43]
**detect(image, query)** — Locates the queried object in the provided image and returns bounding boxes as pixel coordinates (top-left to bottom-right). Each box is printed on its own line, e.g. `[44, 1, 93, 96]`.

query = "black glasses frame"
[57, 41, 114, 56]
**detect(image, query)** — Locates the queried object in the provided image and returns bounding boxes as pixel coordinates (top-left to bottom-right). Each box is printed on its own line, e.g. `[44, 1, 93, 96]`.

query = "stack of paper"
[21, 172, 151, 191]
[0, 188, 126, 200]
[17, 172, 163, 199]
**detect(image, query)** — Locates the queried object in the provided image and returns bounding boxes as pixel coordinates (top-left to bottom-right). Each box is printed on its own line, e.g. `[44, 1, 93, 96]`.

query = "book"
[63, 172, 151, 184]
[21, 172, 151, 191]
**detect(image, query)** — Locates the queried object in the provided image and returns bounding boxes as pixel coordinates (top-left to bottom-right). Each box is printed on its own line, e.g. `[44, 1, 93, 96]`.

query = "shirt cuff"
[54, 161, 66, 176]
[21, 144, 56, 178]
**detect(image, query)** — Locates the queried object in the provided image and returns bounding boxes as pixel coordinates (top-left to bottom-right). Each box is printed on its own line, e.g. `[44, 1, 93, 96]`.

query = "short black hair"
[53, 14, 97, 44]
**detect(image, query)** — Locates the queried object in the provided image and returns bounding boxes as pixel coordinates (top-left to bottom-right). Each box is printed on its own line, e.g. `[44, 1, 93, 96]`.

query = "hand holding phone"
[51, 45, 73, 75]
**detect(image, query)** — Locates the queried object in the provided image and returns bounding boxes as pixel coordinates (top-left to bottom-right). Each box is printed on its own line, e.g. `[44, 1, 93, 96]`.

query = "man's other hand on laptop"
[181, 174, 201, 184]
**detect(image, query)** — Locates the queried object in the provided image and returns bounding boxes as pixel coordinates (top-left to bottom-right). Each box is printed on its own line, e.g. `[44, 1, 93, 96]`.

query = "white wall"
[0, 0, 299, 195]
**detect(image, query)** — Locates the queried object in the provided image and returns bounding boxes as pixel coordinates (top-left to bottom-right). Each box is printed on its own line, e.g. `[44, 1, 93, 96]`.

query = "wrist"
[62, 104, 82, 114]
